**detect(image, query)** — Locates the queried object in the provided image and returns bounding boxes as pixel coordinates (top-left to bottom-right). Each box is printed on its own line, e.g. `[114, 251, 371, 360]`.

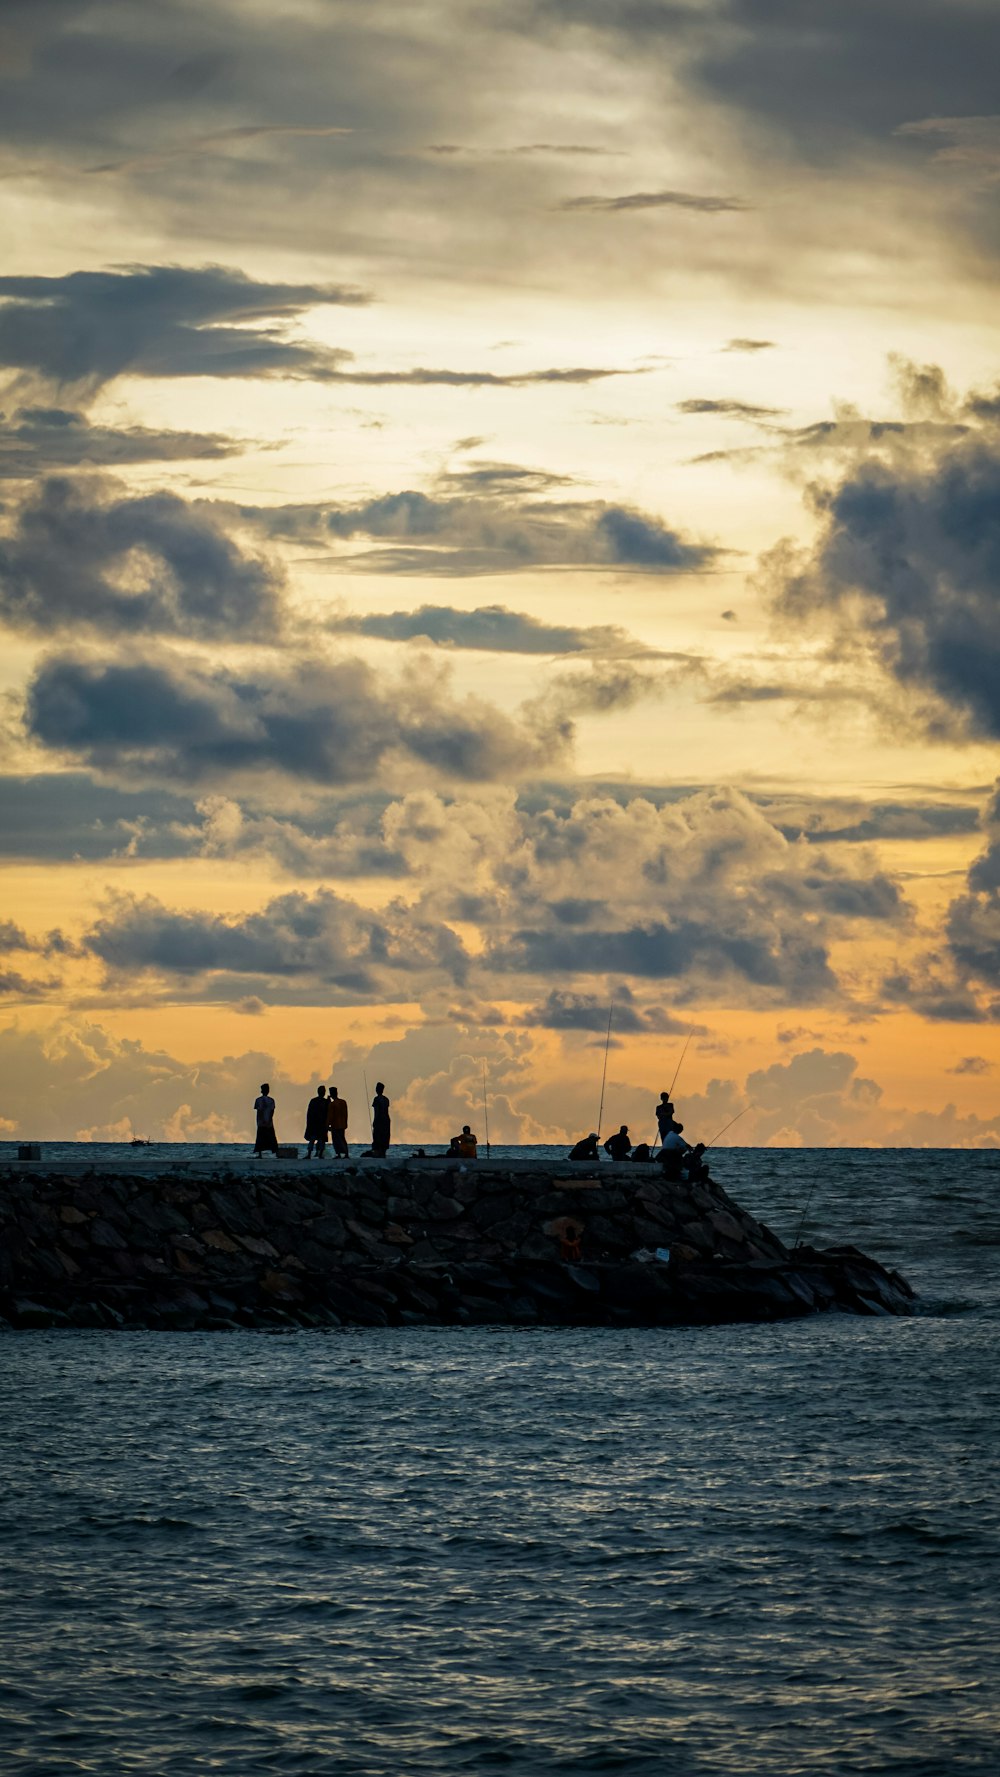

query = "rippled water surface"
[2, 1148, 998, 1775]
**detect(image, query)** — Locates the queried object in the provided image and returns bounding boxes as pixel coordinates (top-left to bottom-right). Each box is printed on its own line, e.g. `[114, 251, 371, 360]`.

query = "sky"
[2, 0, 1000, 1147]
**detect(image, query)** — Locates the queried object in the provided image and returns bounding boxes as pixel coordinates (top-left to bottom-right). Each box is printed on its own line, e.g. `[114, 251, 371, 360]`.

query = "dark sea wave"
[1, 1147, 998, 1774]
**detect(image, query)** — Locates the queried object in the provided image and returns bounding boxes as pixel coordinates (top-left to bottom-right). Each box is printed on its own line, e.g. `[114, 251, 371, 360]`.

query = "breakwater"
[0, 1154, 915, 1329]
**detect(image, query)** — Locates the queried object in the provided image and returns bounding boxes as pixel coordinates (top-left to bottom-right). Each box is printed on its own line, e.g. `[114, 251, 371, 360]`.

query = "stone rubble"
[0, 1157, 916, 1330]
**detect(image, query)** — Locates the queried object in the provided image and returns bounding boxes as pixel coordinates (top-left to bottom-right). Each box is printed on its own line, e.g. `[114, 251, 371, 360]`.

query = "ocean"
[1, 1146, 998, 1775]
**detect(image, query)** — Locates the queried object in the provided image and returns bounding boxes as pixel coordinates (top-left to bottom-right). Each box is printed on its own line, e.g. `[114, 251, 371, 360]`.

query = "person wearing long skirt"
[254, 1082, 279, 1156]
[371, 1082, 390, 1157]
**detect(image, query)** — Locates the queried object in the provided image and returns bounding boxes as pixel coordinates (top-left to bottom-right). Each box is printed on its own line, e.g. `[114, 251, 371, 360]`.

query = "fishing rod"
[363, 1070, 373, 1140]
[481, 1059, 491, 1160]
[646, 1030, 692, 1151]
[651, 1031, 694, 1153]
[704, 1104, 754, 1149]
[667, 1032, 692, 1102]
[792, 1178, 818, 1253]
[595, 997, 614, 1141]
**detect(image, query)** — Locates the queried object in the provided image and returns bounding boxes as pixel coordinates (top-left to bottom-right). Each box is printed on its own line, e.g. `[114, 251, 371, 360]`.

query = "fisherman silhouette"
[371, 1082, 391, 1157]
[568, 1133, 600, 1161]
[326, 1086, 349, 1158]
[304, 1084, 328, 1158]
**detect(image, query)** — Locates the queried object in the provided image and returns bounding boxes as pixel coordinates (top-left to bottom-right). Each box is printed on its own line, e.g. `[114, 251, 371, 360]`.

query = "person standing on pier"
[371, 1082, 391, 1157]
[656, 1093, 678, 1143]
[253, 1083, 278, 1156]
[326, 1086, 349, 1158]
[304, 1084, 328, 1158]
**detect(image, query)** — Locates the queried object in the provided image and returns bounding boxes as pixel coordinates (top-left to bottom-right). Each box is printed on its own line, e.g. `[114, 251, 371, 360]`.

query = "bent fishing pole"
[595, 997, 614, 1141]
[704, 1104, 754, 1149]
[668, 1032, 692, 1102]
[652, 1030, 695, 1152]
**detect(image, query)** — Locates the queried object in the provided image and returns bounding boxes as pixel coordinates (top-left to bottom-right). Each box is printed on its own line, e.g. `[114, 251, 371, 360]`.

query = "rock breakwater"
[0, 1156, 915, 1330]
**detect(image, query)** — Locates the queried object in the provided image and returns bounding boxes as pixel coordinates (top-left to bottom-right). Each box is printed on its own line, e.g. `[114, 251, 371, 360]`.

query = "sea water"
[1, 1147, 998, 1775]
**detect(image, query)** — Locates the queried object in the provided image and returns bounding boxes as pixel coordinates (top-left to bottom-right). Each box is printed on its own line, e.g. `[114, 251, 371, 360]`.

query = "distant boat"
[129, 1132, 153, 1148]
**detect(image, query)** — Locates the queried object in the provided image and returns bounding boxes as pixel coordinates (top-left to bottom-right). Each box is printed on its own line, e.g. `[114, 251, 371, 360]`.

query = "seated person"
[457, 1124, 478, 1159]
[657, 1121, 691, 1180]
[447, 1134, 464, 1157]
[568, 1132, 600, 1161]
[603, 1124, 632, 1162]
[682, 1141, 708, 1183]
[629, 1141, 652, 1163]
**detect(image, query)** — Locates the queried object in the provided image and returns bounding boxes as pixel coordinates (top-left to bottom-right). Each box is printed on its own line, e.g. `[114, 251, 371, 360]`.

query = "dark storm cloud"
[0, 772, 411, 876]
[858, 780, 1000, 1021]
[438, 462, 577, 495]
[267, 478, 719, 578]
[544, 660, 674, 716]
[945, 781, 1000, 991]
[949, 1055, 993, 1075]
[0, 406, 240, 477]
[327, 604, 647, 655]
[513, 779, 985, 845]
[704, 678, 850, 709]
[3, 771, 965, 873]
[560, 188, 747, 213]
[763, 425, 1000, 739]
[0, 773, 197, 861]
[0, 267, 636, 395]
[881, 968, 987, 1024]
[761, 795, 981, 847]
[530, 1, 1000, 157]
[82, 886, 470, 998]
[25, 651, 570, 786]
[0, 265, 367, 387]
[966, 783, 1000, 895]
[0, 969, 56, 998]
[965, 386, 1000, 424]
[0, 475, 283, 637]
[469, 786, 908, 1008]
[520, 986, 684, 1032]
[325, 365, 638, 388]
[493, 916, 838, 1001]
[677, 398, 784, 420]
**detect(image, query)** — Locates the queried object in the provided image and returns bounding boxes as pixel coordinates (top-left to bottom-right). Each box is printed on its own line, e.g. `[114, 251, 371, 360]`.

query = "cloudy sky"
[2, 0, 1000, 1146]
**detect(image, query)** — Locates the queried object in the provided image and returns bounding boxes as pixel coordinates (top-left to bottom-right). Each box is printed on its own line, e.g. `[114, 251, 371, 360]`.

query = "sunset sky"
[2, 0, 1000, 1146]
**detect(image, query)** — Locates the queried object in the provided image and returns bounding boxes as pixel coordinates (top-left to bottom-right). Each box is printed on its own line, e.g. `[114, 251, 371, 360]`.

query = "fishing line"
[705, 1104, 754, 1149]
[481, 1059, 491, 1160]
[596, 998, 614, 1140]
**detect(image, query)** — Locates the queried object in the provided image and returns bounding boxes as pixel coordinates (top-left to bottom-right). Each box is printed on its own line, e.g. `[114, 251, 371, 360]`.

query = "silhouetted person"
[604, 1124, 632, 1162]
[630, 1141, 652, 1163]
[568, 1133, 600, 1161]
[656, 1093, 678, 1142]
[658, 1121, 690, 1181]
[458, 1124, 478, 1159]
[372, 1082, 390, 1157]
[305, 1084, 328, 1158]
[326, 1086, 349, 1158]
[253, 1083, 278, 1156]
[683, 1141, 708, 1184]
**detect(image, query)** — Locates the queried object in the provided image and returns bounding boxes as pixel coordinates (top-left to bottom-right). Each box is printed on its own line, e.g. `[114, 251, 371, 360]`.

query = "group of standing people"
[254, 1080, 708, 1179]
[567, 1091, 710, 1184]
[253, 1082, 391, 1159]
